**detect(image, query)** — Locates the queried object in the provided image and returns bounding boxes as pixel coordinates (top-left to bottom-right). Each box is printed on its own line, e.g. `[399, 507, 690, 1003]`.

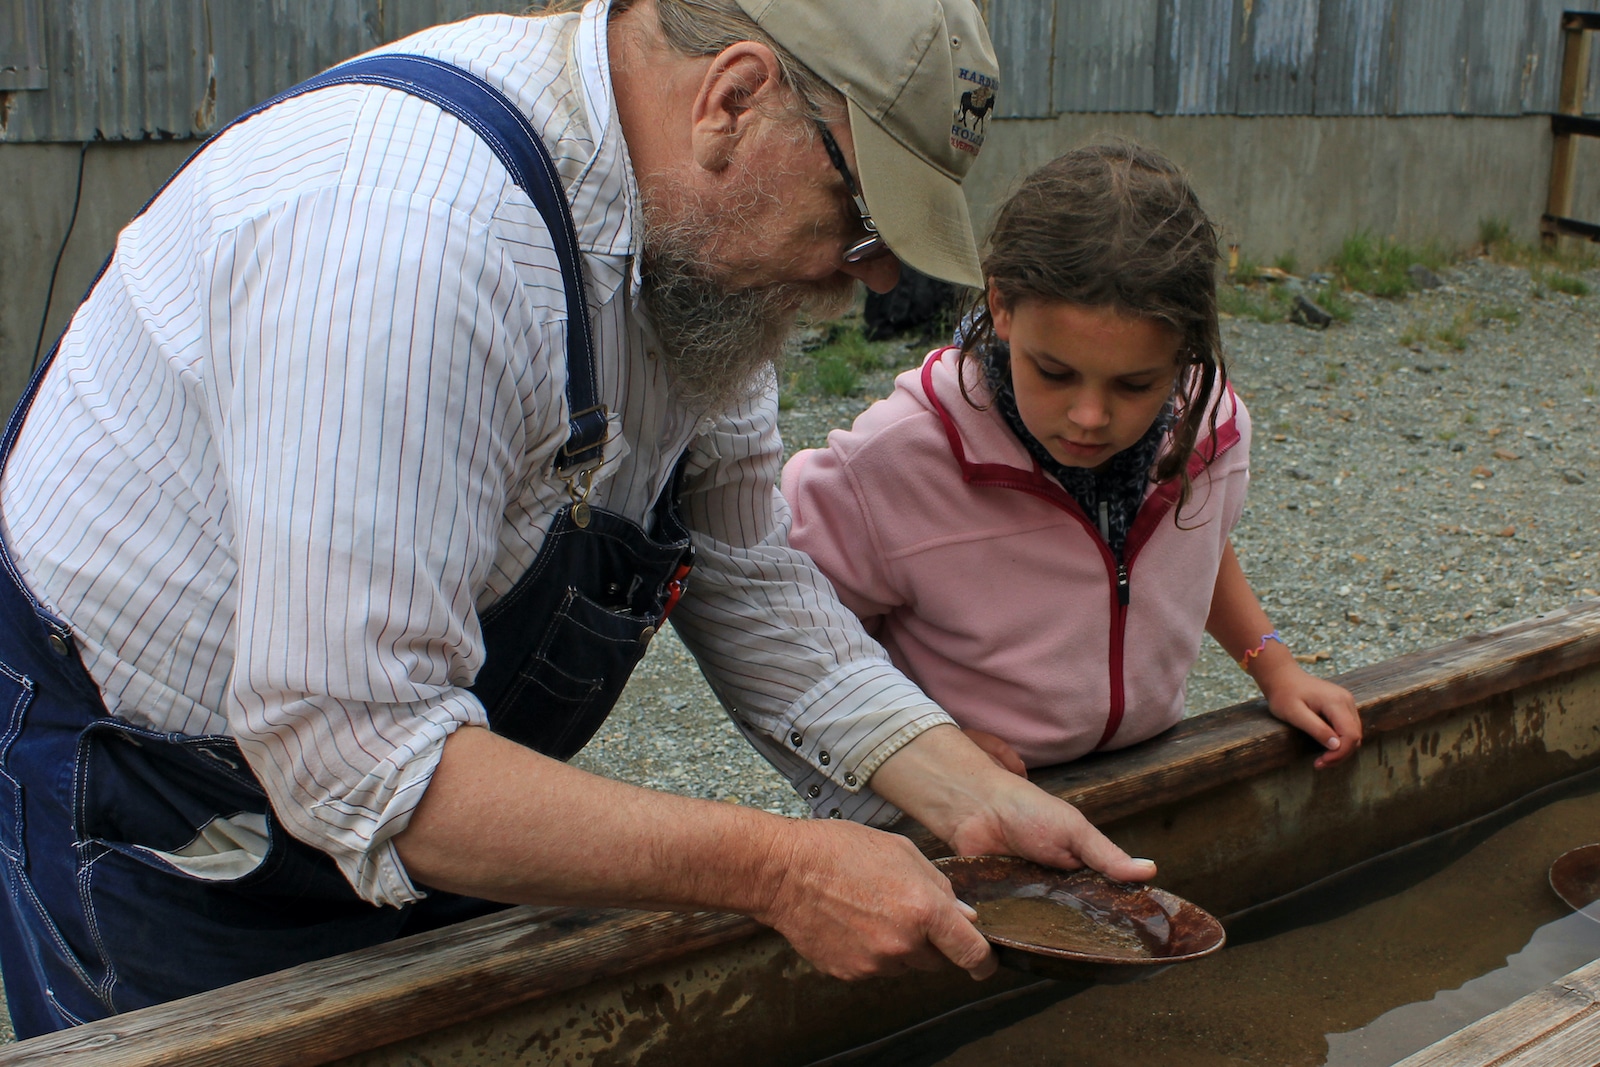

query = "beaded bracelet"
[1238, 630, 1285, 671]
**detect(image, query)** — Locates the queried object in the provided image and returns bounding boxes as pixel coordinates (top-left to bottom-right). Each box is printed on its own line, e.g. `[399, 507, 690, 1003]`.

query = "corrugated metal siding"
[1034, 0, 1600, 116]
[990, 0, 1053, 117]
[1232, 0, 1321, 115]
[1052, 0, 1160, 113]
[1158, 0, 1240, 115]
[1521, 0, 1569, 111]
[1525, 0, 1600, 114]
[6, 0, 1600, 139]
[1312, 0, 1395, 115]
[0, 0, 528, 142]
[0, 0, 47, 91]
[1390, 0, 1469, 114]
[1464, 0, 1534, 113]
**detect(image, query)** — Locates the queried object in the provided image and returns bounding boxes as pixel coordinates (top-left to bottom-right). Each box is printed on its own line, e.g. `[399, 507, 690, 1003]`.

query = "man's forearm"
[393, 725, 792, 916]
[391, 724, 999, 982]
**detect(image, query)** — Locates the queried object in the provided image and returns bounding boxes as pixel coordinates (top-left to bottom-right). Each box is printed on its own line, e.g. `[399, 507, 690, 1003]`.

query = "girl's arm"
[1205, 540, 1363, 768]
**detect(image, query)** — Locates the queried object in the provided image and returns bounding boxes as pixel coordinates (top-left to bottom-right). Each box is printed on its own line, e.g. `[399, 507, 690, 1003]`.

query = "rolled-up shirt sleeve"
[667, 386, 955, 826]
[210, 186, 542, 905]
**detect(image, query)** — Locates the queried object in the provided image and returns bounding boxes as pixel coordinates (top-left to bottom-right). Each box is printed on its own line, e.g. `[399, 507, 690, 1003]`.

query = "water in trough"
[831, 776, 1600, 1066]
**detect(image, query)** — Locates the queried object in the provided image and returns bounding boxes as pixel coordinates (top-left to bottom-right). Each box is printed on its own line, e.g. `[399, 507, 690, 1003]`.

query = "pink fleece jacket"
[781, 347, 1250, 769]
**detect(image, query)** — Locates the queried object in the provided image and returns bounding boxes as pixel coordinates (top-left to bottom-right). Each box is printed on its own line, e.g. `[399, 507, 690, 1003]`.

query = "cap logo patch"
[951, 69, 997, 156]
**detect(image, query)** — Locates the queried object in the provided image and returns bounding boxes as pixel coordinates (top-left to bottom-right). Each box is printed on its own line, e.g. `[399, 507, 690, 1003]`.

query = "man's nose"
[840, 253, 902, 294]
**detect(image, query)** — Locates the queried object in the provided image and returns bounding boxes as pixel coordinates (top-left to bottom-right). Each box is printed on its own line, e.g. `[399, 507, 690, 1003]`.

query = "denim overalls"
[0, 57, 692, 1038]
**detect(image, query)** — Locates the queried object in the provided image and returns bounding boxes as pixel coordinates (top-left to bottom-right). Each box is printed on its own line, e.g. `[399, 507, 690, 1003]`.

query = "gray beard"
[638, 187, 855, 413]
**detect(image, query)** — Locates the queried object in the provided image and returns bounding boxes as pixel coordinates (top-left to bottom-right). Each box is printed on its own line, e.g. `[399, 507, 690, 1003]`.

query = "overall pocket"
[488, 585, 655, 759]
[73, 718, 369, 901]
[73, 718, 405, 1013]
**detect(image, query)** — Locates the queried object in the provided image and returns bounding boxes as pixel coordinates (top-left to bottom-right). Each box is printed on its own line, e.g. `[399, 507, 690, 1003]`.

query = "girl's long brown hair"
[959, 140, 1226, 514]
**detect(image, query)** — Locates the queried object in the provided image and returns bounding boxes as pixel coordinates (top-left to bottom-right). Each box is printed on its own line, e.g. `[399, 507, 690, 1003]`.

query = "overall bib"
[0, 56, 692, 1038]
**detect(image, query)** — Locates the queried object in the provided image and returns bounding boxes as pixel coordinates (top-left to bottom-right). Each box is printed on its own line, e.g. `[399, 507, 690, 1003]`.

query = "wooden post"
[1542, 13, 1595, 250]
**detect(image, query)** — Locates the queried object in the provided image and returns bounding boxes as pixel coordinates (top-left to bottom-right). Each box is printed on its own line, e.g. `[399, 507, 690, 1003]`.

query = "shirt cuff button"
[818, 750, 830, 766]
[844, 772, 858, 788]
[806, 783, 821, 798]
[789, 730, 803, 747]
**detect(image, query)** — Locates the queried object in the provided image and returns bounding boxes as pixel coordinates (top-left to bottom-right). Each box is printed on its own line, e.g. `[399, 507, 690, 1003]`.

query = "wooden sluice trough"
[4, 598, 1600, 1066]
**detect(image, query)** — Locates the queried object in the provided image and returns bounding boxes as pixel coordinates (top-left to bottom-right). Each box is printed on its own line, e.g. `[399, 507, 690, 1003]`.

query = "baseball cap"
[733, 0, 999, 288]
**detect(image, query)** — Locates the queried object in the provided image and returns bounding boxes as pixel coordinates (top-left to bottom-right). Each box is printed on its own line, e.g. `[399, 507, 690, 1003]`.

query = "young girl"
[782, 141, 1361, 775]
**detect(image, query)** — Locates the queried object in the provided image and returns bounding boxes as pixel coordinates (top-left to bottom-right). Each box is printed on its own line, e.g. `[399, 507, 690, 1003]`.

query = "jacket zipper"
[958, 472, 1139, 748]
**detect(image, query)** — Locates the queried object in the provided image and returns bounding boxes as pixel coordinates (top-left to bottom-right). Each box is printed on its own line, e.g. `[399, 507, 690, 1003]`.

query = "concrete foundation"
[1, 114, 1597, 413]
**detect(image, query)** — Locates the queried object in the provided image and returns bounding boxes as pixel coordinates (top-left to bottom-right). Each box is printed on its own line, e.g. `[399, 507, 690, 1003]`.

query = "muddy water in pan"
[869, 783, 1600, 1067]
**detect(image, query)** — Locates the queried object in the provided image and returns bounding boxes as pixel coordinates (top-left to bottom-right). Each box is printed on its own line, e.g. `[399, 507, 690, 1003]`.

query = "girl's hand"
[1258, 666, 1363, 768]
[962, 729, 1028, 777]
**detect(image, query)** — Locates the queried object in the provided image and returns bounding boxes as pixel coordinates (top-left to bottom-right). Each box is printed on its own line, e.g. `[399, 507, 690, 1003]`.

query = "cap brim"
[847, 98, 982, 289]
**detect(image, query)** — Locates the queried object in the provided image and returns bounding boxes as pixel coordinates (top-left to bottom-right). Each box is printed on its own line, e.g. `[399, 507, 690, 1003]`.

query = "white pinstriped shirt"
[0, 3, 950, 907]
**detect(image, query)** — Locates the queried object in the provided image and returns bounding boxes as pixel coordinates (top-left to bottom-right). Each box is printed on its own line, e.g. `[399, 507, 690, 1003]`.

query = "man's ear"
[690, 41, 785, 172]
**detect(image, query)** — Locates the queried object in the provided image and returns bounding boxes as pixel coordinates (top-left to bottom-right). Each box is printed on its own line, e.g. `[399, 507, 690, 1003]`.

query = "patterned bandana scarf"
[981, 342, 1175, 560]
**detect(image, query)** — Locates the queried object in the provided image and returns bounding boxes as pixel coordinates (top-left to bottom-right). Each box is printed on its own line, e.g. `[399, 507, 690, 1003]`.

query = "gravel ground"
[572, 255, 1600, 816]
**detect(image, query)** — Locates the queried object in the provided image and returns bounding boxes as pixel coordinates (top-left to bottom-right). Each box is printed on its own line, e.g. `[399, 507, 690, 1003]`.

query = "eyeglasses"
[813, 121, 891, 264]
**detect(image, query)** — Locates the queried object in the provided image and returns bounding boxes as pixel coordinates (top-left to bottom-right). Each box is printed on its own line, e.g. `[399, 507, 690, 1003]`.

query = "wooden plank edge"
[1392, 958, 1600, 1066]
[1039, 598, 1600, 825]
[2, 599, 1597, 1065]
[0, 909, 763, 1067]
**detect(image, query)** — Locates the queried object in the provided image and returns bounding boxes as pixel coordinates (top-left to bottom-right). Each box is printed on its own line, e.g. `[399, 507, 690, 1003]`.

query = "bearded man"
[0, 0, 1153, 1036]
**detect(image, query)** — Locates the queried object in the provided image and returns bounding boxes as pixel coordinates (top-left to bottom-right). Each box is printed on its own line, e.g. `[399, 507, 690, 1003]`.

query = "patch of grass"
[1478, 217, 1512, 253]
[787, 320, 914, 399]
[1441, 305, 1479, 350]
[1437, 429, 1456, 441]
[1218, 283, 1287, 323]
[1324, 362, 1342, 384]
[1312, 283, 1354, 322]
[813, 354, 860, 397]
[808, 322, 886, 371]
[1479, 224, 1599, 272]
[1273, 253, 1298, 275]
[1547, 272, 1591, 297]
[1332, 231, 1448, 298]
[1481, 304, 1522, 326]
[1434, 323, 1469, 351]
[1231, 254, 1262, 285]
[776, 369, 801, 410]
[1398, 323, 1425, 347]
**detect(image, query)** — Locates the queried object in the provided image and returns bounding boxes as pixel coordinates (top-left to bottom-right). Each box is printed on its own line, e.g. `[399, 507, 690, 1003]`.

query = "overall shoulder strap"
[5, 53, 606, 476]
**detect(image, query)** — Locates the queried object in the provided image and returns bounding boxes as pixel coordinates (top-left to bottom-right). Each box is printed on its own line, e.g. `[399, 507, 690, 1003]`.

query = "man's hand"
[394, 727, 1000, 982]
[754, 817, 996, 981]
[869, 724, 1157, 883]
